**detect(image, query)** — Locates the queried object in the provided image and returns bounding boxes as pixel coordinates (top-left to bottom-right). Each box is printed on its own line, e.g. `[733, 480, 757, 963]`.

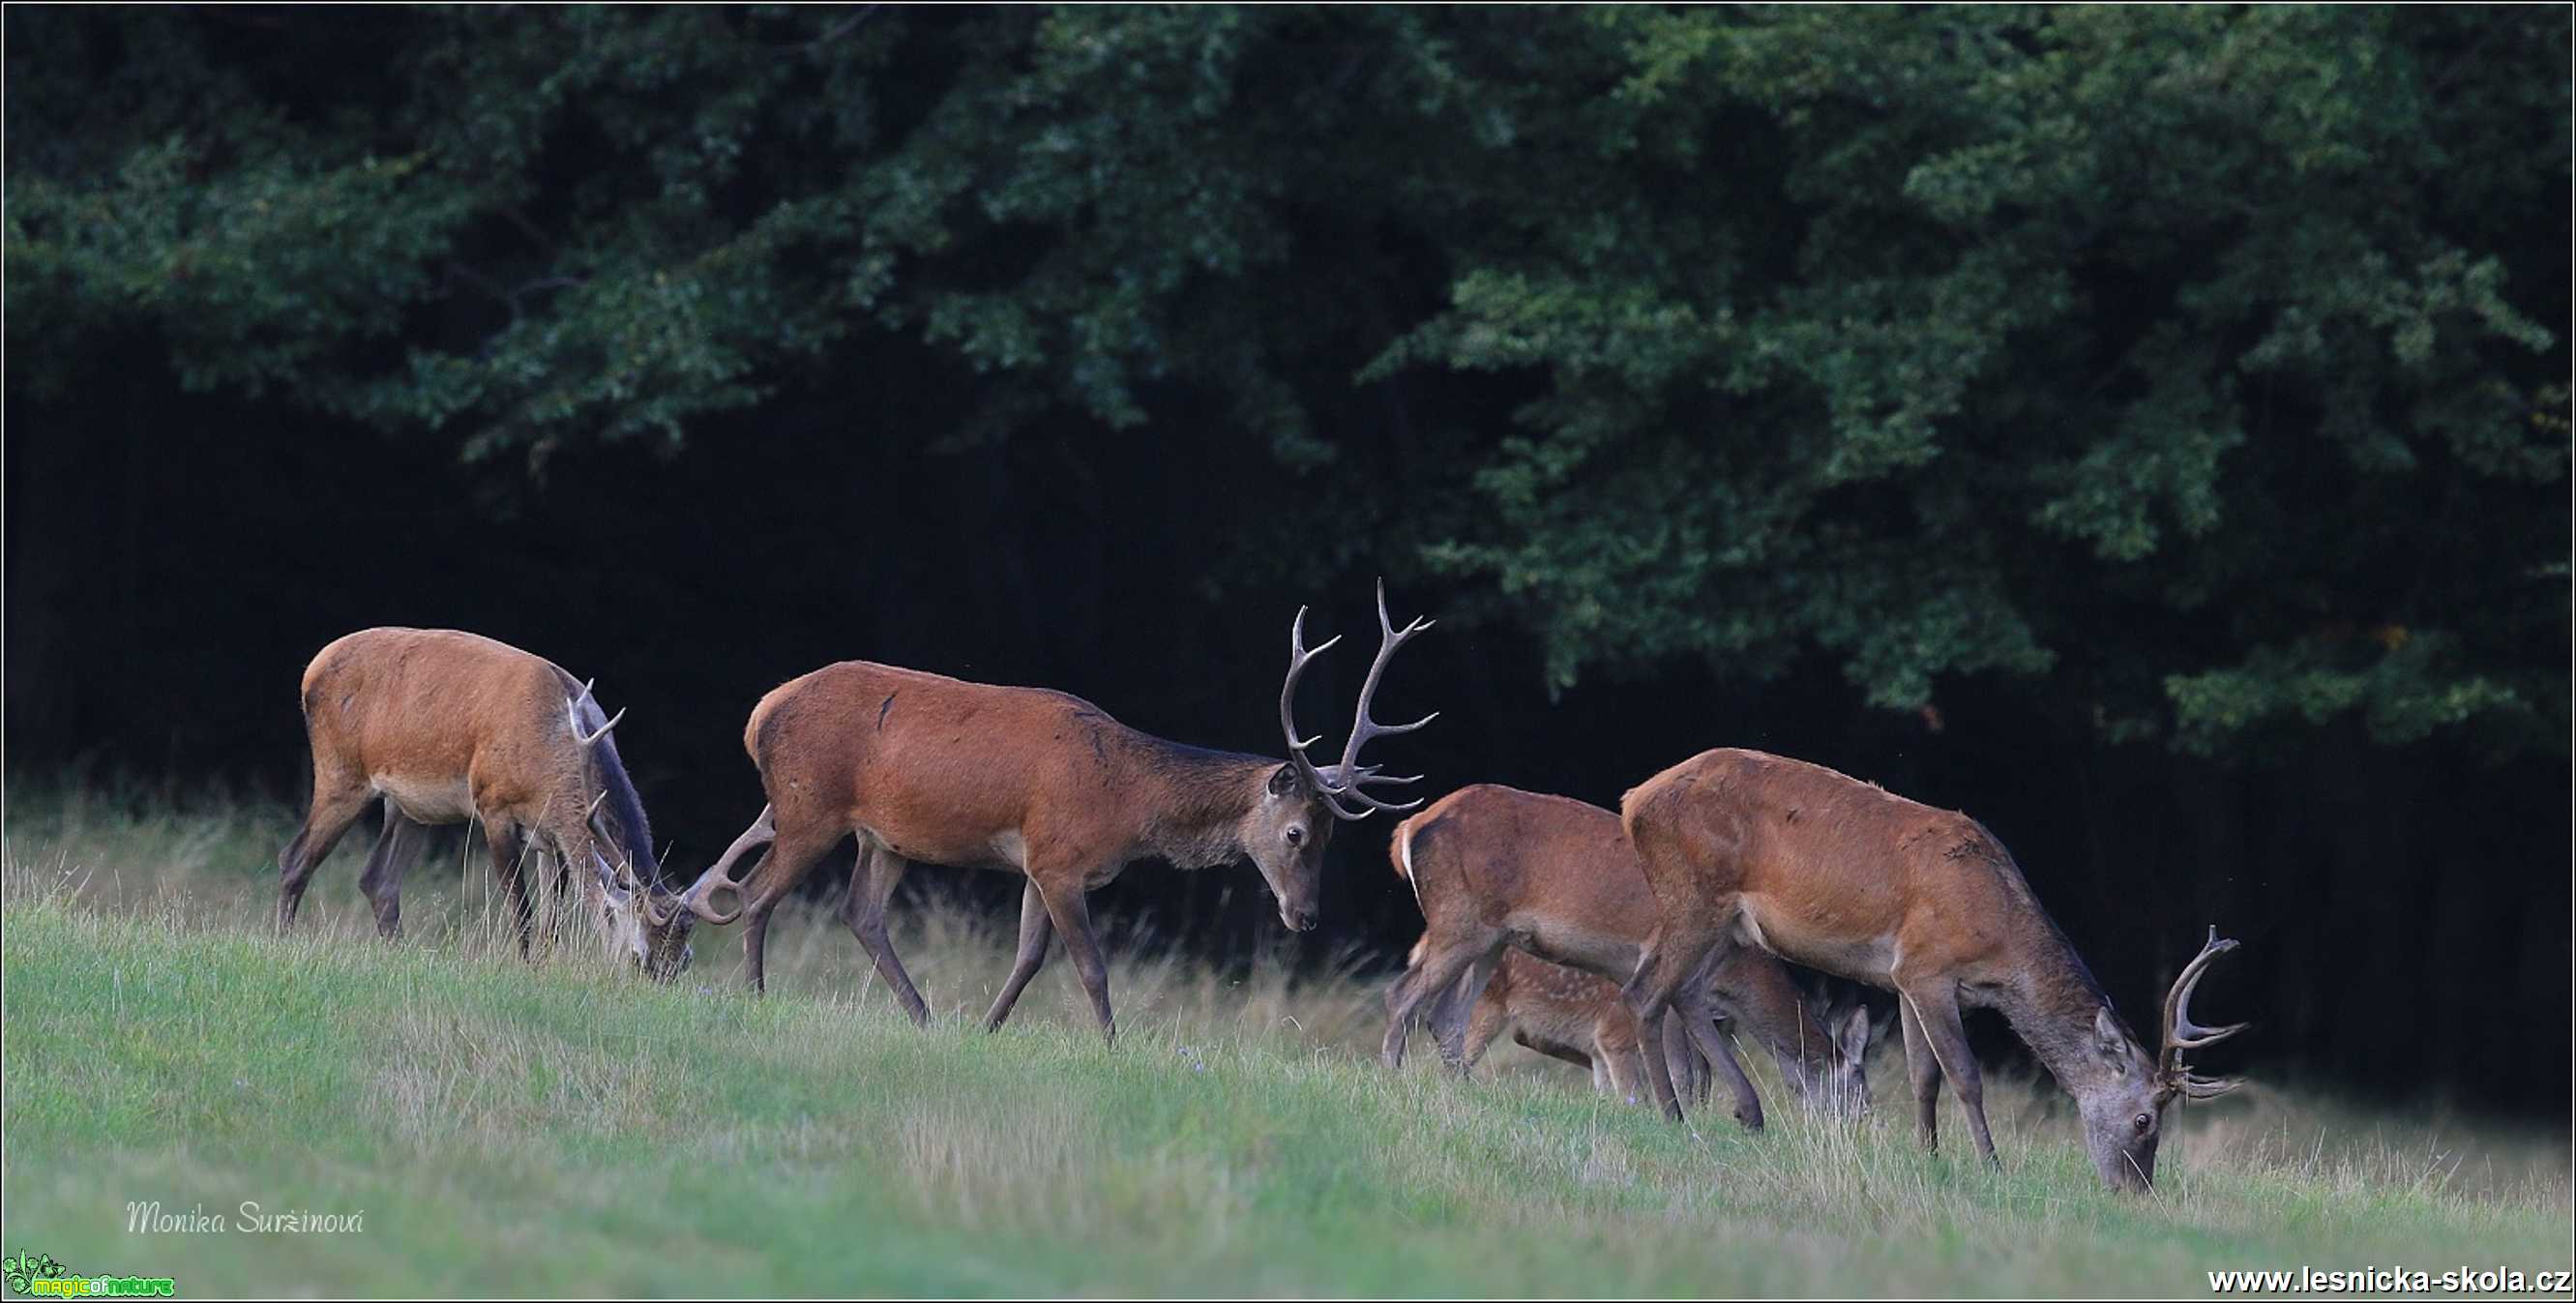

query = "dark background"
[7, 6, 2568, 1116]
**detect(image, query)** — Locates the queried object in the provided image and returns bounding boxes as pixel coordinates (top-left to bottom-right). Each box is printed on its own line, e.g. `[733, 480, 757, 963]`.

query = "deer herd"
[278, 586, 2245, 1193]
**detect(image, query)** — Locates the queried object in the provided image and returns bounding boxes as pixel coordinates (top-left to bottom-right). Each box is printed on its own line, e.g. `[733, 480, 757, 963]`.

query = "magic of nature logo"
[3, 1251, 176, 1298]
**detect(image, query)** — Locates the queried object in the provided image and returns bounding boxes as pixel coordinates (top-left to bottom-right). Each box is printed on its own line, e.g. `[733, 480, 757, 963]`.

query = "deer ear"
[1267, 763, 1302, 797]
[2092, 1005, 2130, 1062]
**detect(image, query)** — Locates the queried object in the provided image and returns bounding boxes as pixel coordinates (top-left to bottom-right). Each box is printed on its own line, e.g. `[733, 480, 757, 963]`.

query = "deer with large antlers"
[1382, 783, 1868, 1128]
[674, 583, 1436, 1044]
[1619, 749, 2245, 1190]
[279, 627, 696, 977]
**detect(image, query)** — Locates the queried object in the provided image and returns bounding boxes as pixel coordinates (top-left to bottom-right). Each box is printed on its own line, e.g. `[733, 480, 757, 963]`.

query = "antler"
[675, 804, 776, 925]
[581, 789, 660, 919]
[1279, 608, 1344, 797]
[579, 785, 689, 929]
[1277, 580, 1436, 821]
[2159, 926, 2248, 1101]
[565, 678, 626, 748]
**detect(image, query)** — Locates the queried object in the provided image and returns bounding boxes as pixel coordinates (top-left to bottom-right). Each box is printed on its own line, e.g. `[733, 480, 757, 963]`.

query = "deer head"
[568, 683, 695, 979]
[1817, 1003, 1875, 1117]
[1257, 580, 1436, 931]
[2078, 927, 2247, 1191]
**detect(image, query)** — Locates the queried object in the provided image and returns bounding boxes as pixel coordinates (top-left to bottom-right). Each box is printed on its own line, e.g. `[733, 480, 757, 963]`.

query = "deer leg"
[733, 824, 842, 995]
[1033, 875, 1116, 1046]
[1661, 1014, 1709, 1108]
[1592, 1010, 1648, 1104]
[1425, 954, 1496, 1070]
[1677, 982, 1765, 1132]
[277, 776, 371, 931]
[840, 843, 931, 1026]
[1620, 933, 1710, 1125]
[1459, 977, 1508, 1076]
[482, 820, 537, 957]
[1900, 980, 1996, 1164]
[740, 909, 775, 992]
[1380, 933, 1496, 1070]
[355, 803, 429, 939]
[1898, 997, 1942, 1151]
[983, 878, 1054, 1032]
[530, 806, 608, 954]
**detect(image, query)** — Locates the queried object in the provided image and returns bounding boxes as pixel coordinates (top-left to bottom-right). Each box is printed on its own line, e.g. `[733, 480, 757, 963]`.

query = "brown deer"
[674, 583, 1434, 1044]
[1619, 748, 2246, 1191]
[279, 627, 696, 977]
[1450, 947, 1871, 1110]
[1379, 783, 1870, 1130]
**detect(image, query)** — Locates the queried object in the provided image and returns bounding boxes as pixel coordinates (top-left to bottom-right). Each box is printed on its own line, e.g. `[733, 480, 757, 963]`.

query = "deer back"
[301, 627, 592, 818]
[745, 661, 1175, 872]
[1392, 784, 1658, 974]
[1623, 748, 2081, 990]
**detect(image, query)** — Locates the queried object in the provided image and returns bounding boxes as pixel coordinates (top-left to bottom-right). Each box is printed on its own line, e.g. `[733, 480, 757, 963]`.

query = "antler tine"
[1337, 785, 1426, 815]
[2160, 926, 2248, 1084]
[565, 679, 626, 748]
[583, 707, 626, 747]
[583, 790, 637, 886]
[2167, 928, 2249, 1044]
[1355, 770, 1423, 786]
[677, 805, 776, 926]
[1315, 790, 1371, 820]
[1330, 579, 1436, 786]
[1377, 577, 1437, 643]
[626, 839, 682, 928]
[1279, 606, 1346, 794]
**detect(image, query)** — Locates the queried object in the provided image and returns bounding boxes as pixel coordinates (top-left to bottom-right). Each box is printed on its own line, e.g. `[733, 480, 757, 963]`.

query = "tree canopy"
[9, 5, 2567, 755]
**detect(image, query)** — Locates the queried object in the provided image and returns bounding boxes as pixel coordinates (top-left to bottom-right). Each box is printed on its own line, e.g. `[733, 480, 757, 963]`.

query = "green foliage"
[7, 6, 2565, 752]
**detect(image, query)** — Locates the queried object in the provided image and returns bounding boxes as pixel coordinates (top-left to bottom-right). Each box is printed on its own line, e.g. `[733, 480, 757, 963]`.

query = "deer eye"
[1284, 825, 1306, 846]
[2132, 1112, 2154, 1134]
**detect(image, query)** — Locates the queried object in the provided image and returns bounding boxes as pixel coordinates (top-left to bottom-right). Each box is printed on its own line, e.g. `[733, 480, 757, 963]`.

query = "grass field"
[4, 782, 2569, 1296]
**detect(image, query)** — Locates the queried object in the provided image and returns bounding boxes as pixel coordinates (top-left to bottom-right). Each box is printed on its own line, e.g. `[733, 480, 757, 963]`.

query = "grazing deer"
[675, 583, 1435, 1044]
[1619, 748, 2246, 1191]
[279, 627, 695, 977]
[1379, 783, 1869, 1129]
[1450, 946, 1871, 1109]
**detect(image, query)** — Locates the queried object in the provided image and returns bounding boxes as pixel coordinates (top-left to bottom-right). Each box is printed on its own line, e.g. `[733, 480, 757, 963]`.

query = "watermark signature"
[2, 1252, 176, 1298]
[2208, 1265, 2575, 1294]
[124, 1202, 364, 1236]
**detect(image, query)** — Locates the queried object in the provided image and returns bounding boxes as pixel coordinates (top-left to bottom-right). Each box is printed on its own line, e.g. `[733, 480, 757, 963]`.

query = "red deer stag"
[1380, 784, 1869, 1129]
[279, 628, 696, 977]
[1619, 749, 2246, 1191]
[675, 583, 1435, 1044]
[1448, 946, 1870, 1111]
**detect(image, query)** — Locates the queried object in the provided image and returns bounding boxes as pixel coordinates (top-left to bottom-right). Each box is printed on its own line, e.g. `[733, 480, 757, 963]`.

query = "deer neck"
[1127, 736, 1273, 871]
[1990, 946, 2129, 1098]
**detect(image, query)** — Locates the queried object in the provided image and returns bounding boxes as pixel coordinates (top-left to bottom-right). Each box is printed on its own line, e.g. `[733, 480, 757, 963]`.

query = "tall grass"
[4, 781, 2568, 1295]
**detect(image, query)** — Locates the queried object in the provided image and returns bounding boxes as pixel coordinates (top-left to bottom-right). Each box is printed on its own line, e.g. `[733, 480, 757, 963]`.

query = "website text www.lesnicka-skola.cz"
[2207, 1265, 2573, 1294]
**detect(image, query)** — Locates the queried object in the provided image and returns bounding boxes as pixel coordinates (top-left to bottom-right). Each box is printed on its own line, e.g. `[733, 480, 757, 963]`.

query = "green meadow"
[4, 784, 2567, 1296]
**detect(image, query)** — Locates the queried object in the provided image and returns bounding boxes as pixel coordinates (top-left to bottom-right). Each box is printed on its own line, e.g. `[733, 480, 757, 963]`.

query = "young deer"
[1451, 946, 1870, 1109]
[279, 627, 695, 977]
[1620, 748, 2246, 1191]
[676, 584, 1435, 1044]
[1381, 783, 1870, 1129]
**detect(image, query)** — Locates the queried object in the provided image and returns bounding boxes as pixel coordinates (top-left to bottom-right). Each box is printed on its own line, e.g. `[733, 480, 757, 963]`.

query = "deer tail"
[1390, 812, 1442, 917]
